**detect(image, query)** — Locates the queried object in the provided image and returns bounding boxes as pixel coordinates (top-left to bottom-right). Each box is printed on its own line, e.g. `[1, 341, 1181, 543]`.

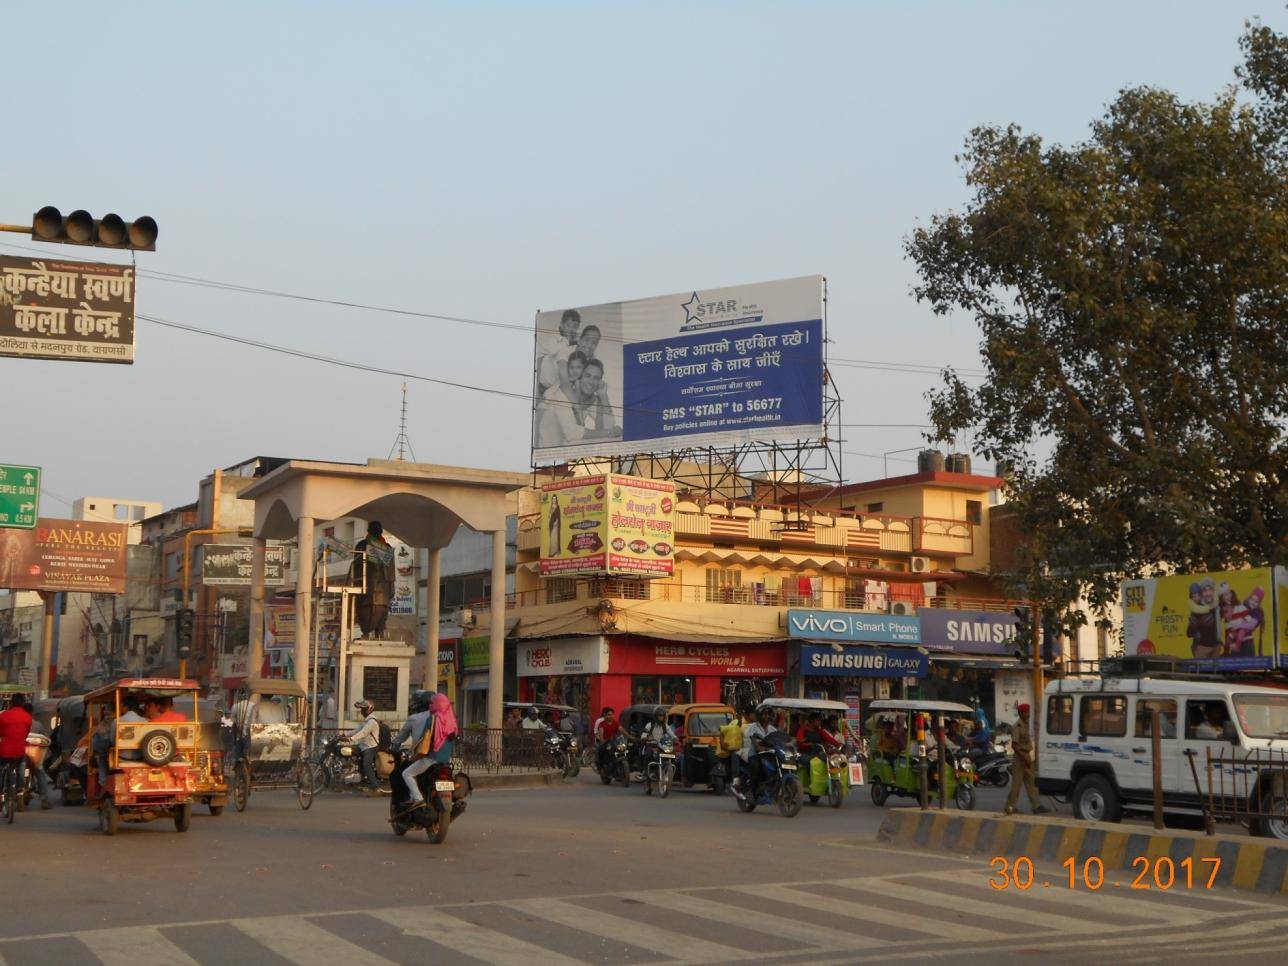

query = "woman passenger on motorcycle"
[391, 693, 458, 810]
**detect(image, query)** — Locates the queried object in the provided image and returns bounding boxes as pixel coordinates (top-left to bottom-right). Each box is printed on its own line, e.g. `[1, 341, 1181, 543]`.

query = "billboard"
[200, 544, 289, 586]
[800, 644, 928, 678]
[0, 256, 136, 363]
[540, 474, 675, 578]
[1122, 567, 1283, 670]
[919, 608, 1019, 656]
[786, 609, 921, 645]
[532, 275, 824, 463]
[0, 518, 128, 593]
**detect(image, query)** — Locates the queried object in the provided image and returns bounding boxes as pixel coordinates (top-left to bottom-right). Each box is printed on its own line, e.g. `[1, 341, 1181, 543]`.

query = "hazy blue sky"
[5, 1, 1283, 514]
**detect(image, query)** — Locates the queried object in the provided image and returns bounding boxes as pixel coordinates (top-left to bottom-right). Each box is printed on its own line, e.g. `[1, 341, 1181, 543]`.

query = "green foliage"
[908, 19, 1288, 623]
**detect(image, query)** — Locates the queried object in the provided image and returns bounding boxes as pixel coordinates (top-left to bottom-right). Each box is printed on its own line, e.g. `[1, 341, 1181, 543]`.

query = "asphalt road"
[1, 771, 1285, 965]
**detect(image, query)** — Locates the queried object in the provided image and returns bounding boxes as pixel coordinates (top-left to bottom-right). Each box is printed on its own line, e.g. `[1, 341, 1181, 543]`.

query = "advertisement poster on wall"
[540, 474, 675, 577]
[1121, 567, 1282, 670]
[200, 544, 289, 586]
[531, 275, 824, 463]
[387, 534, 417, 616]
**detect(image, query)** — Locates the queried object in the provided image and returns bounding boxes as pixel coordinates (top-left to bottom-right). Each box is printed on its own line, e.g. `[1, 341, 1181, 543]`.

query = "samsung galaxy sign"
[918, 609, 1019, 655]
[800, 644, 927, 678]
[786, 609, 921, 644]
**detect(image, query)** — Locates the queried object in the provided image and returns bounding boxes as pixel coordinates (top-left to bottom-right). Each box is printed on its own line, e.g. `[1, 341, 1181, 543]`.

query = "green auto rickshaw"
[760, 698, 859, 808]
[865, 699, 977, 810]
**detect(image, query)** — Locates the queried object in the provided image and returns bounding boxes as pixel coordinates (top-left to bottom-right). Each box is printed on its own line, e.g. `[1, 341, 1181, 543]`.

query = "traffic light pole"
[1032, 606, 1044, 771]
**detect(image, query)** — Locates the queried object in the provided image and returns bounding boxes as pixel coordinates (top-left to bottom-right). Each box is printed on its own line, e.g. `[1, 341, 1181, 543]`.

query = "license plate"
[780, 763, 797, 770]
[659, 753, 675, 759]
[434, 780, 455, 792]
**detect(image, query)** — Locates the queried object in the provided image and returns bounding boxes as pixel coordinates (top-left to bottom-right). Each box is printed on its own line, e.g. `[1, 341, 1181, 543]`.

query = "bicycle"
[0, 758, 20, 824]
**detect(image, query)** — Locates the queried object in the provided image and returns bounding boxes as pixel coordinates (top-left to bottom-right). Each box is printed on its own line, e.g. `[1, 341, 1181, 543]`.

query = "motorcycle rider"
[390, 692, 457, 813]
[636, 707, 676, 790]
[346, 700, 386, 795]
[594, 706, 620, 774]
[520, 706, 545, 731]
[738, 705, 777, 805]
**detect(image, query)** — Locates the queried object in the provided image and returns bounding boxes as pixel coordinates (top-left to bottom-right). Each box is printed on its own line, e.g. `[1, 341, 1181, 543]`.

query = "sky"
[4, 0, 1284, 516]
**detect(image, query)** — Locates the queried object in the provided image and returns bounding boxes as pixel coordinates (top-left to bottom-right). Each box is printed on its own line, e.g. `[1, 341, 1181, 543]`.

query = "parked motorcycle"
[318, 736, 365, 792]
[642, 736, 677, 798]
[732, 731, 803, 818]
[387, 749, 470, 844]
[969, 744, 1011, 787]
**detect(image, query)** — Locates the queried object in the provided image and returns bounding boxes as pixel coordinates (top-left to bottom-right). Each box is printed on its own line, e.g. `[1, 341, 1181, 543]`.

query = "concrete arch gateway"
[239, 459, 527, 728]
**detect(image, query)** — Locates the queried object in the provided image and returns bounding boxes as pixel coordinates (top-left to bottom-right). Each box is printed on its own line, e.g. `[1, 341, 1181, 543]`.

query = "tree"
[907, 19, 1288, 625]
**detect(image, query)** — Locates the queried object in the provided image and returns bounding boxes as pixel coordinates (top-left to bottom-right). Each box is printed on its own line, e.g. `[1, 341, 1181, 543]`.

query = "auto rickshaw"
[758, 698, 858, 807]
[671, 703, 735, 794]
[865, 699, 977, 810]
[82, 677, 201, 835]
[191, 698, 230, 815]
[43, 694, 87, 805]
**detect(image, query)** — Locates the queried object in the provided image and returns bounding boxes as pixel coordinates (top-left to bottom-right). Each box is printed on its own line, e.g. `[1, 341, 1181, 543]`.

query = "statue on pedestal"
[352, 520, 396, 638]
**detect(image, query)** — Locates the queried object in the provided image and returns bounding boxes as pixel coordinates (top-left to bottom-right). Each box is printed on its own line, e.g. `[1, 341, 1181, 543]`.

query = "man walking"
[1004, 702, 1049, 815]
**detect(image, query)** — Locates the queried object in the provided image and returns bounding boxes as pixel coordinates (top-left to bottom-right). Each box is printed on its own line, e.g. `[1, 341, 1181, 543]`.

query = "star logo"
[681, 291, 702, 325]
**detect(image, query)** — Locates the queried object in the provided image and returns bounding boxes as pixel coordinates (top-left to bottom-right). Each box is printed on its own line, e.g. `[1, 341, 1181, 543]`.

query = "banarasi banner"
[0, 256, 136, 364]
[0, 518, 129, 593]
[540, 474, 676, 578]
[1121, 567, 1286, 671]
[531, 275, 825, 463]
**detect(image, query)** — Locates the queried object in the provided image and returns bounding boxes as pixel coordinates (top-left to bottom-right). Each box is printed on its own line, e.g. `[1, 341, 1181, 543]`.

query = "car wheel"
[174, 803, 192, 832]
[208, 803, 224, 816]
[1071, 774, 1121, 823]
[870, 780, 888, 806]
[100, 797, 119, 836]
[1256, 791, 1288, 840]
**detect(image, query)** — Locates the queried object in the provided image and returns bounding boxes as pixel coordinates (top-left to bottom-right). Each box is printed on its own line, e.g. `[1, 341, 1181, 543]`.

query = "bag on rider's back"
[375, 750, 395, 778]
[376, 720, 392, 752]
[412, 721, 435, 759]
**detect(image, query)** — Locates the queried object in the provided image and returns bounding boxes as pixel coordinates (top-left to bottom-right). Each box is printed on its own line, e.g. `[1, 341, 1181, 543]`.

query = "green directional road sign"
[0, 464, 40, 529]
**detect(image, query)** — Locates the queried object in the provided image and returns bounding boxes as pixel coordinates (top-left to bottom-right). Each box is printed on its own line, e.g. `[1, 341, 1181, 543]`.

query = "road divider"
[876, 808, 1288, 895]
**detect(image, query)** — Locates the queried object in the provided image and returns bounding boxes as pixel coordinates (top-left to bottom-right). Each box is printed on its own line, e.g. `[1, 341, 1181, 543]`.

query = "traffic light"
[176, 608, 195, 658]
[1041, 608, 1059, 665]
[31, 206, 158, 251]
[1012, 606, 1033, 660]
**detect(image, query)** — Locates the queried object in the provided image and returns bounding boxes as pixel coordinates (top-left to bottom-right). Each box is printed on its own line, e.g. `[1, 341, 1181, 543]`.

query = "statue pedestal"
[343, 636, 415, 726]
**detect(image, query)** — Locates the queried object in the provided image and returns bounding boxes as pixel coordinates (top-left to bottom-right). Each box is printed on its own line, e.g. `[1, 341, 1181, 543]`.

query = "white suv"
[1038, 675, 1288, 838]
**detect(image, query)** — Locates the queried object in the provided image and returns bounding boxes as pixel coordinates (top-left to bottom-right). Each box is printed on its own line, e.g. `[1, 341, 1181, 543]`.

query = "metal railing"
[1192, 746, 1288, 835]
[454, 728, 553, 774]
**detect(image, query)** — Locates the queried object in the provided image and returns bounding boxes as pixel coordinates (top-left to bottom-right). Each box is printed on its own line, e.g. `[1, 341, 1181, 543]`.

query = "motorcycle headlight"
[661, 739, 675, 753]
[569, 739, 579, 749]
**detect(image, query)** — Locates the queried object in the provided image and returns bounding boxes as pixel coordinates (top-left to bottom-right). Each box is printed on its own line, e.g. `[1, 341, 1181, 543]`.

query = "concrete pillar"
[423, 547, 441, 692]
[37, 591, 54, 699]
[295, 517, 314, 691]
[248, 537, 266, 680]
[487, 527, 505, 730]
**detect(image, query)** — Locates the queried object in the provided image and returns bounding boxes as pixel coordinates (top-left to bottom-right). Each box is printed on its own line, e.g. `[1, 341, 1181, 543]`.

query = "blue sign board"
[786, 609, 921, 645]
[801, 644, 927, 678]
[918, 608, 1019, 656]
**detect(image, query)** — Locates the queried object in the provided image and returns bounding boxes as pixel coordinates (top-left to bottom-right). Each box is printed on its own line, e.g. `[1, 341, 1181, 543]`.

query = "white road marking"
[636, 889, 883, 950]
[375, 906, 586, 966]
[733, 883, 1008, 942]
[232, 917, 394, 966]
[503, 896, 746, 963]
[72, 926, 201, 966]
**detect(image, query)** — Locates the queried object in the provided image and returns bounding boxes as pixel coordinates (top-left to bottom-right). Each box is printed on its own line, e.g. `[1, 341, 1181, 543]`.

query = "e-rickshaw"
[760, 698, 859, 808]
[190, 699, 230, 815]
[83, 678, 201, 835]
[866, 699, 977, 811]
[33, 694, 87, 805]
[671, 703, 736, 794]
[230, 677, 316, 812]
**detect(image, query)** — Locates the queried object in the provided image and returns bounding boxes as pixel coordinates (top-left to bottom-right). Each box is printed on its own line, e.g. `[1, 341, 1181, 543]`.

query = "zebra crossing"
[2, 866, 1286, 966]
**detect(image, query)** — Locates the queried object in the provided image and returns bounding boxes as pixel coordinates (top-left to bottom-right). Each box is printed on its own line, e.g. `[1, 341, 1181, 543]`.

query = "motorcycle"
[556, 729, 581, 779]
[969, 744, 1012, 788]
[318, 736, 366, 792]
[599, 732, 631, 787]
[732, 731, 803, 818]
[387, 749, 470, 844]
[642, 735, 677, 798]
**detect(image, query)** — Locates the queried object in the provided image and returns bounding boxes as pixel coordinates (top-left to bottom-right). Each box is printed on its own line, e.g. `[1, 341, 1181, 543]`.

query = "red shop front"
[595, 635, 786, 712]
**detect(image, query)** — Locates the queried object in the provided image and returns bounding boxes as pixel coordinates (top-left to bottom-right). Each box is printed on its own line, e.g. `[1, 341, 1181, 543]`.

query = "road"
[1, 772, 1285, 965]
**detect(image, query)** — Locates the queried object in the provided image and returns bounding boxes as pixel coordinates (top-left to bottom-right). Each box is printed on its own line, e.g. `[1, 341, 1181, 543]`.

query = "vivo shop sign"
[786, 609, 921, 645]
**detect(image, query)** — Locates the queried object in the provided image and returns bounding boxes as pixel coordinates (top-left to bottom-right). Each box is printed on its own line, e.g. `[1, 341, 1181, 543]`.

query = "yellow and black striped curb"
[876, 808, 1288, 894]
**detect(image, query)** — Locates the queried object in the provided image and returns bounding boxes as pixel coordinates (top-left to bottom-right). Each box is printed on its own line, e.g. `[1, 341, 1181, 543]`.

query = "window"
[545, 578, 578, 604]
[1047, 695, 1074, 735]
[1233, 693, 1288, 739]
[1186, 700, 1234, 741]
[866, 502, 884, 514]
[1134, 699, 1178, 738]
[1096, 626, 1110, 661]
[966, 500, 982, 525]
[602, 579, 650, 600]
[630, 676, 693, 711]
[705, 567, 742, 603]
[1080, 696, 1127, 737]
[130, 634, 147, 656]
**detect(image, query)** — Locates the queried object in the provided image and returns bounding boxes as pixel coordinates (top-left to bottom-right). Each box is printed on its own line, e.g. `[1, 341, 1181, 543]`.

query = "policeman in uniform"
[1004, 702, 1050, 815]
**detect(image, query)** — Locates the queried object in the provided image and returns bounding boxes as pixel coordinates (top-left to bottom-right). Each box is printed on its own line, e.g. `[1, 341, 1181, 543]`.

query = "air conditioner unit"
[890, 601, 915, 616]
[910, 556, 932, 574]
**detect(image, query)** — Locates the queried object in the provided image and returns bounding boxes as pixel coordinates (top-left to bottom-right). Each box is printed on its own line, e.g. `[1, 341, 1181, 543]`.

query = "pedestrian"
[1004, 703, 1049, 815]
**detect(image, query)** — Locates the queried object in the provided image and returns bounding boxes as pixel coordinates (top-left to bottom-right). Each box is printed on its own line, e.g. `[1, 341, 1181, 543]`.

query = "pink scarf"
[430, 693, 458, 753]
